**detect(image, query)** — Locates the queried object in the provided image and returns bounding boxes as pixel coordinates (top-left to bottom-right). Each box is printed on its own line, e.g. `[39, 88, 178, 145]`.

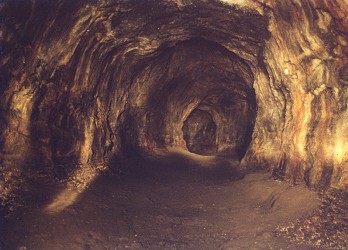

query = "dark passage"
[183, 109, 217, 155]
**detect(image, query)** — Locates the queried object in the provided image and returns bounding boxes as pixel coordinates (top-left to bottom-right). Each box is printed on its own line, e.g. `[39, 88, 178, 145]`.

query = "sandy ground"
[2, 151, 323, 250]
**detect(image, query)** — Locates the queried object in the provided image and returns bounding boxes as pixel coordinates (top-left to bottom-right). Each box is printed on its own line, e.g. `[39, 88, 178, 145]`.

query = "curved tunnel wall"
[1, 0, 348, 207]
[126, 38, 257, 157]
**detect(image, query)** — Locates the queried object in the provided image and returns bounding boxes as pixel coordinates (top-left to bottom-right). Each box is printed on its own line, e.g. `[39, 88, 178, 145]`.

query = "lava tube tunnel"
[1, 0, 347, 249]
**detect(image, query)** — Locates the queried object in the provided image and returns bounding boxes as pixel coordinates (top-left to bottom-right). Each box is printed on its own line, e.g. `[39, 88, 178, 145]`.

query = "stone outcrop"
[0, 0, 347, 208]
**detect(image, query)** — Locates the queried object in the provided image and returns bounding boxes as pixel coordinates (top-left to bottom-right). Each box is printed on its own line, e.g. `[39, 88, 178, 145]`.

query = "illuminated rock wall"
[242, 0, 348, 189]
[0, 0, 347, 208]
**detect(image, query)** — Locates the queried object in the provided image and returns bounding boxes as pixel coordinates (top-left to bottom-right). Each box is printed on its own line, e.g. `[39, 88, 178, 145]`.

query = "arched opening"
[182, 109, 217, 155]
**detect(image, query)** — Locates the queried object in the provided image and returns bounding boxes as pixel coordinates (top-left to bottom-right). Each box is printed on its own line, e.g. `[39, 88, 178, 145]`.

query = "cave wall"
[241, 0, 348, 189]
[0, 0, 347, 207]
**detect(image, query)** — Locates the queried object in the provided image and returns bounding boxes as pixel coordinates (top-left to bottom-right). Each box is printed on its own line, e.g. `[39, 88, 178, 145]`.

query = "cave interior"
[1, 0, 348, 249]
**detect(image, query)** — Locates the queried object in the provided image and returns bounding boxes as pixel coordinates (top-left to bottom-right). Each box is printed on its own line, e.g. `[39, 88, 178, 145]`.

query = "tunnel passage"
[197, 89, 256, 158]
[0, 0, 272, 210]
[2, 2, 348, 248]
[126, 38, 257, 159]
[182, 109, 217, 155]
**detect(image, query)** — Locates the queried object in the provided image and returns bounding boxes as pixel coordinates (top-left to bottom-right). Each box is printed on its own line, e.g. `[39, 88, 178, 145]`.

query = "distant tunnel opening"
[120, 38, 257, 160]
[182, 109, 217, 155]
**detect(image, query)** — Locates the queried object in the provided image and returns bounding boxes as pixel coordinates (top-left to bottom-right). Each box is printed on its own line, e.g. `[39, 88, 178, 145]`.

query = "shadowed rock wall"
[0, 0, 347, 208]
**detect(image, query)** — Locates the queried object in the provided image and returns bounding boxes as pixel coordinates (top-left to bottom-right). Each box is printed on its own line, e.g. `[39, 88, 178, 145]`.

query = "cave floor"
[3, 152, 323, 250]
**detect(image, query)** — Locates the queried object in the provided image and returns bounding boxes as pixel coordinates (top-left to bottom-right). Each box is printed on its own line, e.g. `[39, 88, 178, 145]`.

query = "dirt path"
[2, 154, 321, 250]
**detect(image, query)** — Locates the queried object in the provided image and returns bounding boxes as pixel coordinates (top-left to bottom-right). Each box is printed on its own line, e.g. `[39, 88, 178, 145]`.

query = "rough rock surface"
[0, 0, 347, 210]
